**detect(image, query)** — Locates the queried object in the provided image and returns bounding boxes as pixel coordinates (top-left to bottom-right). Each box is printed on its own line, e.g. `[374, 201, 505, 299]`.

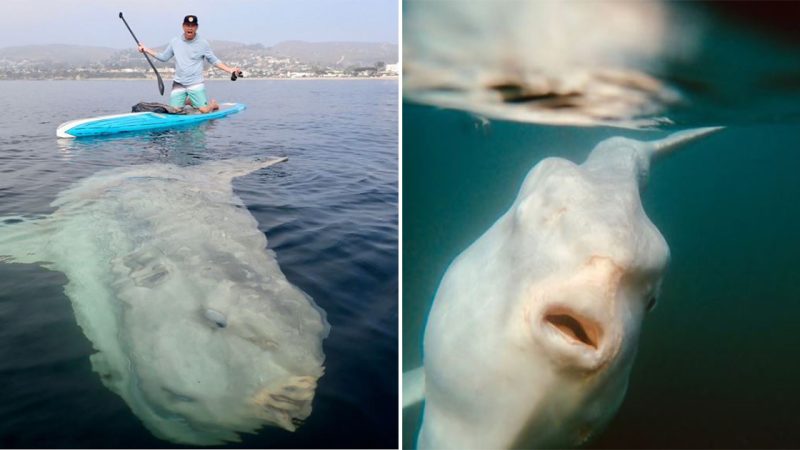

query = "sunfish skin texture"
[412, 128, 720, 449]
[0, 157, 330, 445]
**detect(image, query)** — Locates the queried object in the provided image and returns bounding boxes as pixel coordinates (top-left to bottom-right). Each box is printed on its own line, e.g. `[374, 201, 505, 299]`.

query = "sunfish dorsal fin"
[196, 156, 289, 182]
[585, 126, 724, 188]
[0, 216, 52, 265]
[403, 366, 426, 409]
[649, 126, 723, 160]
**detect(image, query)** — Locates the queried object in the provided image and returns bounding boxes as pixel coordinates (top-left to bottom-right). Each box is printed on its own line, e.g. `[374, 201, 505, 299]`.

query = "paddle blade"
[157, 75, 165, 96]
[118, 12, 123, 18]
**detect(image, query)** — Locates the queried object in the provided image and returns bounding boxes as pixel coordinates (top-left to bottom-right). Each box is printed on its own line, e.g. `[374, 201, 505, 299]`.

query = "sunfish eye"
[204, 308, 227, 328]
[646, 296, 657, 313]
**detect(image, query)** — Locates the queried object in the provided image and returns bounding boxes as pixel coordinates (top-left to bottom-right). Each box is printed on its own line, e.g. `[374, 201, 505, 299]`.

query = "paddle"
[119, 12, 165, 95]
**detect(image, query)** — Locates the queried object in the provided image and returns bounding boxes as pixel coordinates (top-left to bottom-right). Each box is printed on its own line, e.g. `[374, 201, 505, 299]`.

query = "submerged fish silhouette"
[0, 157, 329, 445]
[404, 127, 721, 448]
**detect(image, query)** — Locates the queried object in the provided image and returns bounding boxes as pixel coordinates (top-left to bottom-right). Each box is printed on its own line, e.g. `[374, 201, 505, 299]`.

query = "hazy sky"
[0, 0, 398, 48]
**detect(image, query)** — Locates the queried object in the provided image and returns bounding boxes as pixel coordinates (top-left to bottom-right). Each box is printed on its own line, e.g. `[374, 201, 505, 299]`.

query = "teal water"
[402, 103, 800, 447]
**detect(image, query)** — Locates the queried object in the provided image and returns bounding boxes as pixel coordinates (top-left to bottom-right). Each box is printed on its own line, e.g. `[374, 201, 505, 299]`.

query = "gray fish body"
[0, 158, 329, 445]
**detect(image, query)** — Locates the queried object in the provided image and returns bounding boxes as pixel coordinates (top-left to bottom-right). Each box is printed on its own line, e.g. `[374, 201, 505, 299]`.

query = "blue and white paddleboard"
[56, 102, 246, 138]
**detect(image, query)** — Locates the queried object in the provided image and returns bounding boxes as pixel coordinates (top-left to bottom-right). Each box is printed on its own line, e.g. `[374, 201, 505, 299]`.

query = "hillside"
[0, 45, 118, 65]
[266, 41, 397, 67]
[0, 41, 398, 68]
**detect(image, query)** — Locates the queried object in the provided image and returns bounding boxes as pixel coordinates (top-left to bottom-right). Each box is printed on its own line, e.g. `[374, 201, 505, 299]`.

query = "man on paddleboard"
[137, 15, 241, 113]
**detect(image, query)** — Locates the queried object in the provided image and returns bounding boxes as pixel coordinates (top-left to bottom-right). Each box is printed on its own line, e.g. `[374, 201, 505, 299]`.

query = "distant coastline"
[0, 41, 399, 82]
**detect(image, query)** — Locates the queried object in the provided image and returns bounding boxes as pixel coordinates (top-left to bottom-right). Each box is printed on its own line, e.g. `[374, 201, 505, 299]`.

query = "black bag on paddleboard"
[131, 102, 186, 115]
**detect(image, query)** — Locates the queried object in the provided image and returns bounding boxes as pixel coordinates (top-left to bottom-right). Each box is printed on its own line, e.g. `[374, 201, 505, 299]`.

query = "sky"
[0, 0, 398, 48]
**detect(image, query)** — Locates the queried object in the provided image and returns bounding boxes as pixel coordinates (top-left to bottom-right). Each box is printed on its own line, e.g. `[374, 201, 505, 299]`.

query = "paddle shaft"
[119, 12, 165, 95]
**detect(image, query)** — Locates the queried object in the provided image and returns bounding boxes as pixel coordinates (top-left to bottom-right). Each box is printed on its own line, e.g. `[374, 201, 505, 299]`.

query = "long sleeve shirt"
[155, 36, 221, 86]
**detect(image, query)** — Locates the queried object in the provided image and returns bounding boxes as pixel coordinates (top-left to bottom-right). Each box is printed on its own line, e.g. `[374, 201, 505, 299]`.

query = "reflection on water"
[404, 0, 800, 128]
[56, 124, 216, 163]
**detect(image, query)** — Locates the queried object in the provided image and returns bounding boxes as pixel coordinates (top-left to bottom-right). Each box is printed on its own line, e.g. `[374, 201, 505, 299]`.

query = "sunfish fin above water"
[193, 156, 289, 182]
[403, 366, 426, 409]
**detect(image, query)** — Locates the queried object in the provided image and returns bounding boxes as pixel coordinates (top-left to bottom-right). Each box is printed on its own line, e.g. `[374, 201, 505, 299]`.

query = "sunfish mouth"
[539, 306, 614, 371]
[544, 308, 601, 350]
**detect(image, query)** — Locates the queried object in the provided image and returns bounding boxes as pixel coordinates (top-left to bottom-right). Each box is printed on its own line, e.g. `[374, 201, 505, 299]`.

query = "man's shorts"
[169, 82, 208, 108]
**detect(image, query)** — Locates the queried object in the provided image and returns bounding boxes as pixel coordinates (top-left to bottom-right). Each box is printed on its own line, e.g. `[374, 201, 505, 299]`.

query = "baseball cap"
[183, 15, 198, 25]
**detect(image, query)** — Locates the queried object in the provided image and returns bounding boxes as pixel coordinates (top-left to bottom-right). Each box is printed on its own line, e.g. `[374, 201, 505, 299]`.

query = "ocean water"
[0, 79, 398, 448]
[402, 4, 800, 446]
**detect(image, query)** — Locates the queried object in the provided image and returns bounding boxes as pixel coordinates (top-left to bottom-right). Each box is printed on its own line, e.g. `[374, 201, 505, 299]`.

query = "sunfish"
[0, 157, 330, 445]
[404, 127, 721, 448]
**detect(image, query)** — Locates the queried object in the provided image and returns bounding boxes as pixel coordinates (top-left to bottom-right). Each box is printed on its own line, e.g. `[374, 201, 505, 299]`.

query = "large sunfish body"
[405, 128, 721, 448]
[0, 157, 329, 445]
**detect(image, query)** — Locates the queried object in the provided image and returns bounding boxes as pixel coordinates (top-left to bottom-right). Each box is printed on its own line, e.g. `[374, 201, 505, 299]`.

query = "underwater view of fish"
[403, 127, 722, 449]
[0, 157, 329, 445]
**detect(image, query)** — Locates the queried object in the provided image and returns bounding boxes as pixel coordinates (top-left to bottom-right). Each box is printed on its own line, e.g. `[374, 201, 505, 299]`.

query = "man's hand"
[138, 44, 155, 57]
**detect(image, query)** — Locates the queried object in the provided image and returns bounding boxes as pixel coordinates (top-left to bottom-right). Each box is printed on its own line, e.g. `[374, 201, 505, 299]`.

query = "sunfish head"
[115, 276, 329, 445]
[418, 128, 719, 448]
